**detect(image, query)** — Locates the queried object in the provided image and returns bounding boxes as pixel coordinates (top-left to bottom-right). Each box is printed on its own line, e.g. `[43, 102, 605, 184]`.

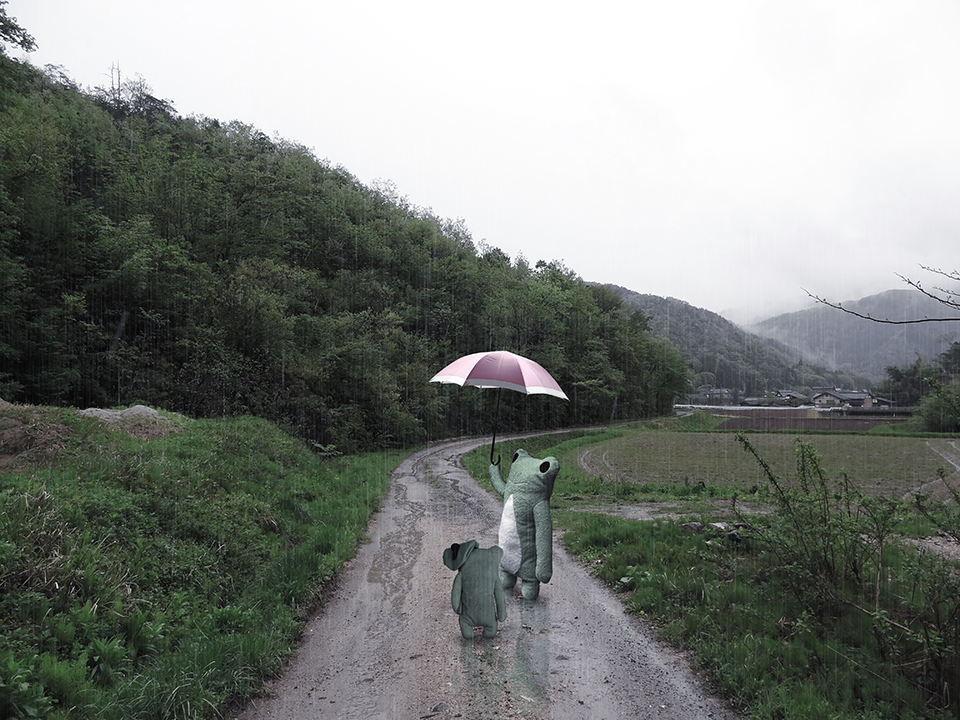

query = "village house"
[810, 387, 885, 408]
[774, 389, 810, 405]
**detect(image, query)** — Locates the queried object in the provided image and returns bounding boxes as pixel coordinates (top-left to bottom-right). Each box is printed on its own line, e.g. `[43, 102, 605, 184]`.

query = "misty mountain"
[602, 284, 960, 393]
[596, 285, 872, 398]
[751, 289, 960, 381]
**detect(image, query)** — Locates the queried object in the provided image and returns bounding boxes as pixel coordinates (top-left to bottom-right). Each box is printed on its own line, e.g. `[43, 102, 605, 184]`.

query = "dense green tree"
[919, 379, 960, 433]
[875, 358, 941, 407]
[940, 341, 960, 377]
[0, 1, 35, 54]
[875, 347, 960, 431]
[0, 185, 25, 397]
[0, 55, 693, 451]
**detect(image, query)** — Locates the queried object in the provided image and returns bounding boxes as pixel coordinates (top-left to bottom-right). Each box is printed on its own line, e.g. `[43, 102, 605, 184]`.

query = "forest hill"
[0, 52, 691, 453]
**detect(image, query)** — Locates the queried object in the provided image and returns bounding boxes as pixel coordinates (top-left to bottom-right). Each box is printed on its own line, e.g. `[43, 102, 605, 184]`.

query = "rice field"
[576, 430, 959, 499]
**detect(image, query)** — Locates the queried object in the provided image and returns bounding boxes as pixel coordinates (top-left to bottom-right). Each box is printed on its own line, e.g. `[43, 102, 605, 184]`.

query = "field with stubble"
[576, 430, 959, 500]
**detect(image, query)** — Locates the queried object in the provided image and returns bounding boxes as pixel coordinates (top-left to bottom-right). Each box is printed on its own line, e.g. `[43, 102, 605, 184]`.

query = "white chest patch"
[498, 494, 522, 574]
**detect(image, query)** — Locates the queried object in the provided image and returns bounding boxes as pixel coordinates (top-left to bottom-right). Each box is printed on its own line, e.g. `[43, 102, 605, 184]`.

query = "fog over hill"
[597, 285, 870, 398]
[751, 289, 960, 381]
[599, 284, 960, 392]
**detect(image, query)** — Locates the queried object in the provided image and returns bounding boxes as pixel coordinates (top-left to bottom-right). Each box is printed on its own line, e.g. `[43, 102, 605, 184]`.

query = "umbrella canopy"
[430, 350, 568, 464]
[429, 350, 568, 400]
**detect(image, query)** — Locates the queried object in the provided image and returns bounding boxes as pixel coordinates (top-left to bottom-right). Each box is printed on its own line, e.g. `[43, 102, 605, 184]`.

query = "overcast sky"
[9, 0, 960, 322]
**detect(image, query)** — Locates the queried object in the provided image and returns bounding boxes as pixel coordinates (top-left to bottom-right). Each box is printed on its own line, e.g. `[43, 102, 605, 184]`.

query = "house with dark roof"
[775, 390, 810, 405]
[811, 388, 877, 408]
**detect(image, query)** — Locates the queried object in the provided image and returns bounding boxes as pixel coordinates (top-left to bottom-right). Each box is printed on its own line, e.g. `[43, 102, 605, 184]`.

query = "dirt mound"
[0, 401, 183, 470]
[77, 405, 183, 440]
[0, 403, 74, 469]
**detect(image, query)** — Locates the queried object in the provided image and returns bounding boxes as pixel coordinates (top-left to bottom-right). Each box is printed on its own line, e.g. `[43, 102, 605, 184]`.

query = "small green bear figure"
[489, 449, 559, 601]
[443, 540, 507, 639]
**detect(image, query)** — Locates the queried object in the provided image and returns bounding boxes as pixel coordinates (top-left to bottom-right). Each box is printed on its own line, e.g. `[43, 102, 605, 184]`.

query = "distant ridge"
[596, 283, 960, 394]
[595, 284, 871, 398]
[751, 289, 960, 380]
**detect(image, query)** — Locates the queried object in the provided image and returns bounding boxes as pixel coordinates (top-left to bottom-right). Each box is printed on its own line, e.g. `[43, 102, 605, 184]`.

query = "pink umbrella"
[430, 350, 568, 463]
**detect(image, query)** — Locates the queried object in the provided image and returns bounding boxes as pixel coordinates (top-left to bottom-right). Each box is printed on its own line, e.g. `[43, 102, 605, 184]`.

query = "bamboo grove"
[0, 50, 692, 453]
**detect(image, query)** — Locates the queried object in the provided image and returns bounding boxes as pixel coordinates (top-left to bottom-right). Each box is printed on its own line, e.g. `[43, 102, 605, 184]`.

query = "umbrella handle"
[490, 387, 501, 465]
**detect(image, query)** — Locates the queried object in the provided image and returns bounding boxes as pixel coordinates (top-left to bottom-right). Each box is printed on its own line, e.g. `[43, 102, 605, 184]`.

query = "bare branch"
[916, 265, 960, 304]
[919, 265, 960, 283]
[802, 289, 960, 325]
[896, 273, 960, 312]
[804, 265, 960, 324]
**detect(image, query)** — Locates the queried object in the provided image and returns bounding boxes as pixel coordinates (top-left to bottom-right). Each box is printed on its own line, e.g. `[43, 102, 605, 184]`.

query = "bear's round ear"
[513, 452, 520, 463]
[540, 461, 550, 473]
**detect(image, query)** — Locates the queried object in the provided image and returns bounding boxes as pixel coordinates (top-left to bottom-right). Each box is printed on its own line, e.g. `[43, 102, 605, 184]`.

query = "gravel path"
[230, 436, 738, 720]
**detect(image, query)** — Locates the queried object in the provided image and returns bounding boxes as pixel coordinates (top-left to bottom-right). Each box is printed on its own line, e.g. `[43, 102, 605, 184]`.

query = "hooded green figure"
[489, 449, 559, 601]
[443, 541, 506, 639]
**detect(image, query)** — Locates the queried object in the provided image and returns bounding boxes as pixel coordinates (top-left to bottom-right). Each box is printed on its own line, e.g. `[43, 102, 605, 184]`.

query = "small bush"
[38, 652, 91, 713]
[919, 379, 960, 433]
[0, 652, 53, 719]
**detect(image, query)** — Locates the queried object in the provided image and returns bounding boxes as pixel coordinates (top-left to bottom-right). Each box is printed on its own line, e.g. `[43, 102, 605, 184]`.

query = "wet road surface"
[231, 437, 738, 720]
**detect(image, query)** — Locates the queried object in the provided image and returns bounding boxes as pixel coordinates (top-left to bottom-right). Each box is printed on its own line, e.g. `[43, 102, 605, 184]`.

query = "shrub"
[735, 434, 903, 613]
[0, 652, 53, 719]
[919, 379, 960, 433]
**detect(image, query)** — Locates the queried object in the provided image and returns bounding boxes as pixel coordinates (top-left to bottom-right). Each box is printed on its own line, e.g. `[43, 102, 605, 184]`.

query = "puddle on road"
[366, 480, 425, 618]
[444, 596, 556, 718]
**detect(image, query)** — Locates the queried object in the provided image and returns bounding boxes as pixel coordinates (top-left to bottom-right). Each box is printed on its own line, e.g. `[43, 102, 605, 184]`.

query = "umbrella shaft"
[490, 387, 502, 465]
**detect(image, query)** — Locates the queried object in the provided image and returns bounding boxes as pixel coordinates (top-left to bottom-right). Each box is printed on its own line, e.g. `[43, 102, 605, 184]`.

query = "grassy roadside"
[463, 415, 960, 719]
[0, 403, 405, 719]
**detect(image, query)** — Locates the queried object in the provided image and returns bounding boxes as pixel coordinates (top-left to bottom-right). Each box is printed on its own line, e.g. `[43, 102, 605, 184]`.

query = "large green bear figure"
[489, 449, 559, 601]
[443, 540, 506, 639]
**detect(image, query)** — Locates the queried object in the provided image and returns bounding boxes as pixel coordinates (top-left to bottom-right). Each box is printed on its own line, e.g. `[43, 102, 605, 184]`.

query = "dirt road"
[231, 437, 737, 720]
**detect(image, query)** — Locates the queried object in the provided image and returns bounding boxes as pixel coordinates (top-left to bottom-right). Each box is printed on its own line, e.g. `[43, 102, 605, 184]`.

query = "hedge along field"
[576, 430, 955, 498]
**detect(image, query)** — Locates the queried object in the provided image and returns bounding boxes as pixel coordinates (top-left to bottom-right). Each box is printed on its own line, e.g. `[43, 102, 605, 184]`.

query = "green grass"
[558, 511, 936, 719]
[5, 404, 956, 719]
[463, 415, 960, 720]
[0, 405, 405, 719]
